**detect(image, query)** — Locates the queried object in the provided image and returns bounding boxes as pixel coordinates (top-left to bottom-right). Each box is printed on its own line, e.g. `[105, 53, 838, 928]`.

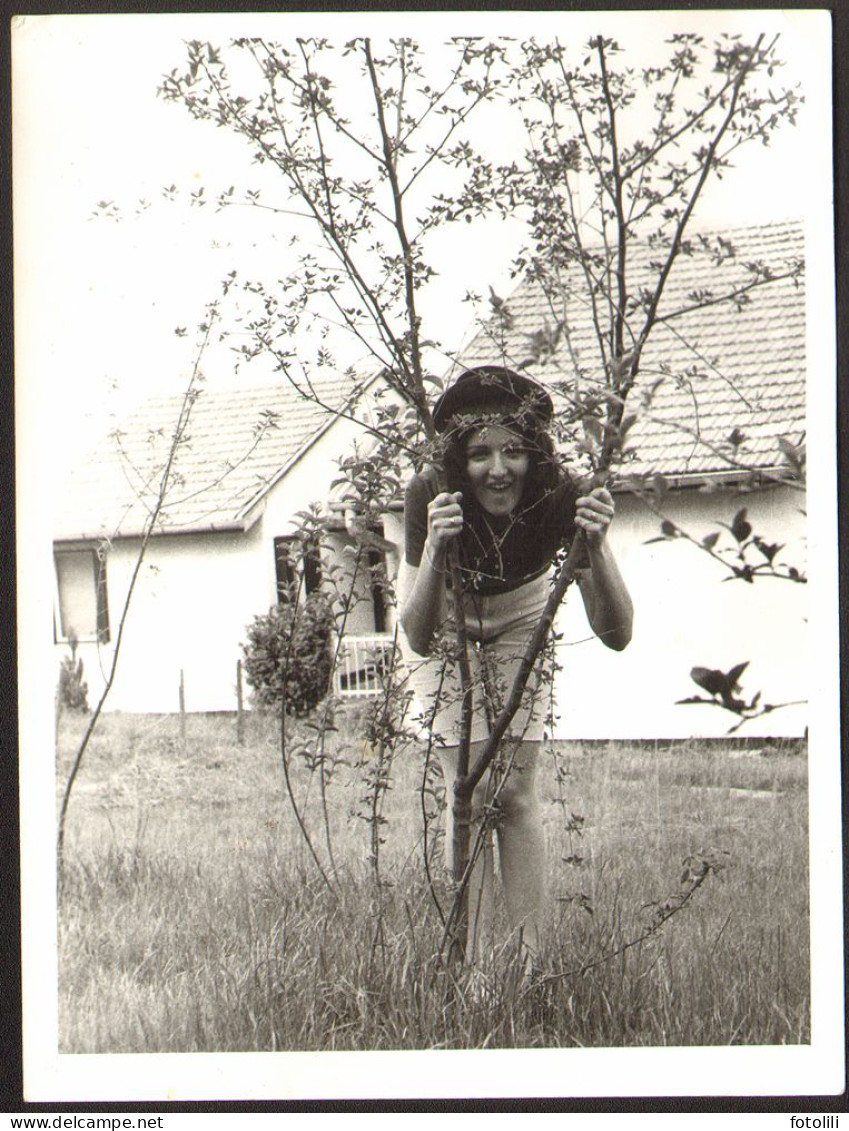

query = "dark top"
[404, 465, 587, 595]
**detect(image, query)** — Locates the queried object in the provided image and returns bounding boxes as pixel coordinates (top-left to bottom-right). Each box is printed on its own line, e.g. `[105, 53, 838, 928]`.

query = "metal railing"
[334, 634, 397, 697]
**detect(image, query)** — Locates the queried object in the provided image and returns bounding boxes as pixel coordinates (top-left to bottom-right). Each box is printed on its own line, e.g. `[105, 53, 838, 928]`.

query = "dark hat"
[432, 366, 554, 433]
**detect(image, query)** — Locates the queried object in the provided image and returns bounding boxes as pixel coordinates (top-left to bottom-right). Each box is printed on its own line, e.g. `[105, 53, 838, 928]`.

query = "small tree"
[242, 593, 334, 715]
[432, 31, 802, 939]
[160, 35, 510, 948]
[160, 30, 803, 960]
[57, 633, 89, 714]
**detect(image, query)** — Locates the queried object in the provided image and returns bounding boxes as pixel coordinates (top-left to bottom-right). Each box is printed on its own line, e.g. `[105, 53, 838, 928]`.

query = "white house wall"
[63, 525, 267, 715]
[551, 484, 807, 739]
[317, 531, 397, 637]
[55, 410, 392, 716]
[59, 405, 807, 735]
[365, 483, 806, 740]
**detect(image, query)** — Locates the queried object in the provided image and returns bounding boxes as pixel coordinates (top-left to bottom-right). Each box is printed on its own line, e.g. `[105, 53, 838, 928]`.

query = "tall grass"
[56, 712, 809, 1051]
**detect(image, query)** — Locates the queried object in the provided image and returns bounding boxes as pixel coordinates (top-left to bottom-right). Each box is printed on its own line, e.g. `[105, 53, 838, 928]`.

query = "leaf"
[777, 435, 805, 475]
[726, 661, 749, 689]
[730, 508, 752, 542]
[660, 519, 678, 537]
[690, 666, 728, 697]
[701, 532, 720, 550]
[753, 536, 783, 563]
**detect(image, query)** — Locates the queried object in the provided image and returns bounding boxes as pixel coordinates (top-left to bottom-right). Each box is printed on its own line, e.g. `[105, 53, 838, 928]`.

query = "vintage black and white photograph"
[14, 8, 842, 1103]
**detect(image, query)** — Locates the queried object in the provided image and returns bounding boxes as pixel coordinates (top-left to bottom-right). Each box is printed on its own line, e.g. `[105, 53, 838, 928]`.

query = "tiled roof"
[455, 221, 805, 479]
[55, 373, 359, 541]
[56, 222, 805, 543]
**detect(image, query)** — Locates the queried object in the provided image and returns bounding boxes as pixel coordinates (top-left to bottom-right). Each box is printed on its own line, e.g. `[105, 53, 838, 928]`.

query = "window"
[303, 537, 323, 596]
[54, 549, 110, 643]
[367, 544, 387, 634]
[274, 536, 322, 603]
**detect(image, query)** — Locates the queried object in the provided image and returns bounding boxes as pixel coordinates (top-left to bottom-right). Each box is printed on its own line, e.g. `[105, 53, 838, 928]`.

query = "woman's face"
[464, 424, 530, 517]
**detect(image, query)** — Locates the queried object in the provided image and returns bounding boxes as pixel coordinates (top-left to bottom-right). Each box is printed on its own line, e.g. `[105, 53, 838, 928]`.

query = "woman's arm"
[574, 487, 633, 651]
[399, 490, 464, 656]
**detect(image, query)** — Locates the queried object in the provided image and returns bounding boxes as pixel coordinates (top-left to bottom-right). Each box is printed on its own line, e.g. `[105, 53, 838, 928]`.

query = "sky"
[12, 9, 832, 479]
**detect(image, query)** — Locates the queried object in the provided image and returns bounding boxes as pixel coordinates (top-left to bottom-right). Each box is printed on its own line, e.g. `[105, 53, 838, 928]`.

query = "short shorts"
[399, 573, 554, 746]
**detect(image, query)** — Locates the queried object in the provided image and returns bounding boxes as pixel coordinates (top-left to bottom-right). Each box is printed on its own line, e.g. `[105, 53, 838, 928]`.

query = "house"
[54, 220, 807, 737]
[53, 373, 401, 715]
[452, 219, 807, 738]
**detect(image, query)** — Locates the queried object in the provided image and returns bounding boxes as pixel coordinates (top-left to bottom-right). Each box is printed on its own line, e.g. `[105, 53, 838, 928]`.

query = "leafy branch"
[679, 662, 806, 733]
[642, 500, 807, 585]
[531, 850, 731, 993]
[443, 32, 801, 950]
[157, 31, 804, 964]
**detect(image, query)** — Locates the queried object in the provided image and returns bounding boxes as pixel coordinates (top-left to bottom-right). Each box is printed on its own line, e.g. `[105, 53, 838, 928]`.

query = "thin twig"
[57, 316, 216, 894]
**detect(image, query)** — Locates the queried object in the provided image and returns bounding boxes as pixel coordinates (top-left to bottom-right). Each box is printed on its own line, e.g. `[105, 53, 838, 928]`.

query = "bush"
[242, 594, 334, 716]
[58, 635, 89, 713]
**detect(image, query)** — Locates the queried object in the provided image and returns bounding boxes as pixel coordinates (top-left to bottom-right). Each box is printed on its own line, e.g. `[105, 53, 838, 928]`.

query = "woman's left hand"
[575, 487, 615, 544]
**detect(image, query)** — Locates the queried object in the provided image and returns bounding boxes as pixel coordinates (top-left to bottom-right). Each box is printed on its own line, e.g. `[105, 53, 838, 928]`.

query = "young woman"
[398, 365, 633, 960]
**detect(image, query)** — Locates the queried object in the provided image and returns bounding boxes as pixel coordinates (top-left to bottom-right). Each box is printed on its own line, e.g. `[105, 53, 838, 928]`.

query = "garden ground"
[56, 709, 809, 1051]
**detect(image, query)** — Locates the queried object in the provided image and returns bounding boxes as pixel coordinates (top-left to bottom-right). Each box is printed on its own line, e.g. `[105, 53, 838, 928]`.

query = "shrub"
[58, 635, 89, 713]
[242, 594, 334, 716]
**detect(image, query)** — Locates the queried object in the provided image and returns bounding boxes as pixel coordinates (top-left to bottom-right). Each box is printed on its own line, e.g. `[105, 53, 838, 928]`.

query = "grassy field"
[56, 708, 810, 1051]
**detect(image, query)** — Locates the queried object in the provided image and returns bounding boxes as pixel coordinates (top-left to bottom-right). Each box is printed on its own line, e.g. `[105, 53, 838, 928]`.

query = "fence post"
[236, 658, 245, 747]
[179, 668, 186, 747]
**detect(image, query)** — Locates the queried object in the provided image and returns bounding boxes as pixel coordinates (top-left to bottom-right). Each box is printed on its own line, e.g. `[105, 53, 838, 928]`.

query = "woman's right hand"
[401, 490, 463, 653]
[426, 491, 464, 558]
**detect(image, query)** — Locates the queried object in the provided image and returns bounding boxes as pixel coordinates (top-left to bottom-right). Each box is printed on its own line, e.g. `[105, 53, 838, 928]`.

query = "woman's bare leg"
[494, 739, 546, 957]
